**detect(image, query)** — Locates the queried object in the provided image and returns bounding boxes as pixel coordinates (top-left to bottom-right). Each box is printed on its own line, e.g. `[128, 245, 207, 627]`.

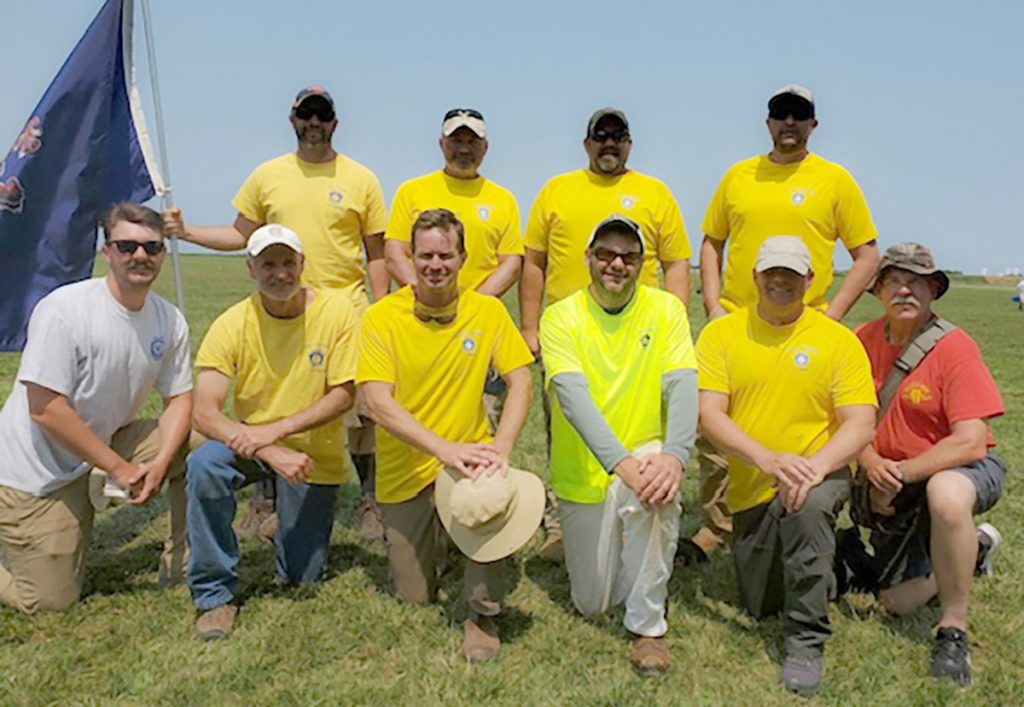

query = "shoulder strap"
[876, 317, 955, 419]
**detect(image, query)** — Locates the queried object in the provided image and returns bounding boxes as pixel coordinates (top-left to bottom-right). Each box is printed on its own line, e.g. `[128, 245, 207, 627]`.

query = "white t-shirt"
[0, 278, 193, 496]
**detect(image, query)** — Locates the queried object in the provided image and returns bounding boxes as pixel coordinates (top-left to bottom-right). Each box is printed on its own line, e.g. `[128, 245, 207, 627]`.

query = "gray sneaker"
[782, 650, 823, 695]
[975, 523, 1002, 577]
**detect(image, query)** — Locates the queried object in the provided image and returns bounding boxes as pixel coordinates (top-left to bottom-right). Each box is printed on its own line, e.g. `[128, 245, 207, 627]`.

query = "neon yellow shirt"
[541, 286, 697, 504]
[196, 289, 360, 485]
[696, 307, 877, 513]
[357, 287, 534, 503]
[385, 170, 523, 292]
[702, 153, 877, 312]
[233, 153, 388, 311]
[524, 169, 692, 304]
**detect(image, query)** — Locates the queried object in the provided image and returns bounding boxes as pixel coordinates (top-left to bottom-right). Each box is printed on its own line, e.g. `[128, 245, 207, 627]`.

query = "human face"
[754, 267, 811, 308]
[289, 98, 337, 147]
[587, 232, 643, 298]
[101, 221, 165, 290]
[247, 244, 304, 302]
[413, 226, 464, 296]
[440, 127, 487, 179]
[766, 108, 817, 154]
[876, 267, 938, 322]
[584, 117, 632, 175]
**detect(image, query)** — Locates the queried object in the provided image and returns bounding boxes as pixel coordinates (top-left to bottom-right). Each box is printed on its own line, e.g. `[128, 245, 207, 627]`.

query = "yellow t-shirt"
[524, 169, 692, 304]
[356, 287, 535, 503]
[384, 171, 523, 292]
[196, 289, 359, 485]
[541, 286, 697, 504]
[696, 307, 877, 513]
[702, 153, 877, 312]
[232, 153, 388, 311]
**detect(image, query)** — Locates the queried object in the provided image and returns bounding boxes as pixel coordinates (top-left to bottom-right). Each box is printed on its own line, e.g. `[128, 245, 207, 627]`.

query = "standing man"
[697, 237, 877, 695]
[0, 203, 193, 613]
[164, 86, 388, 541]
[688, 84, 881, 563]
[849, 243, 1006, 686]
[358, 209, 535, 663]
[540, 216, 698, 676]
[187, 225, 359, 640]
[384, 108, 523, 423]
[521, 108, 692, 557]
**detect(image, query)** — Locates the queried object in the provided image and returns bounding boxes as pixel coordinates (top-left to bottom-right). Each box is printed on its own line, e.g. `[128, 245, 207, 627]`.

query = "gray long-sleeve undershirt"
[550, 368, 698, 473]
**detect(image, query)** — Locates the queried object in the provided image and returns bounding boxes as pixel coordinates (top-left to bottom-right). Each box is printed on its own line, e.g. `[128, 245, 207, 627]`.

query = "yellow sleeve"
[231, 168, 267, 224]
[195, 309, 239, 378]
[663, 297, 697, 372]
[523, 184, 551, 252]
[652, 183, 692, 260]
[355, 307, 396, 384]
[363, 173, 388, 235]
[326, 301, 359, 386]
[700, 168, 733, 241]
[695, 319, 730, 393]
[496, 194, 524, 256]
[384, 181, 415, 243]
[491, 302, 535, 375]
[831, 330, 879, 408]
[539, 304, 582, 383]
[834, 168, 878, 250]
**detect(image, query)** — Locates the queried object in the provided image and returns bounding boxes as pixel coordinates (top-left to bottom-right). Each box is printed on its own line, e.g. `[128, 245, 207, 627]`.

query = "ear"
[481, 139, 489, 157]
[100, 241, 113, 265]
[246, 257, 257, 280]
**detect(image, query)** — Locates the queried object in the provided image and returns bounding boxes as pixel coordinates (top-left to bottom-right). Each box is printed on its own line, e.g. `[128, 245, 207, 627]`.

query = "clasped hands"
[228, 421, 312, 486]
[614, 452, 684, 507]
[438, 441, 510, 480]
[755, 451, 828, 513]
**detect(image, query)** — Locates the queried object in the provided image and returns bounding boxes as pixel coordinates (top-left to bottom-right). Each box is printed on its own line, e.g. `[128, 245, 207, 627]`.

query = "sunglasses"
[768, 102, 814, 121]
[592, 247, 643, 267]
[293, 103, 335, 122]
[444, 107, 484, 121]
[110, 239, 165, 256]
[590, 129, 630, 143]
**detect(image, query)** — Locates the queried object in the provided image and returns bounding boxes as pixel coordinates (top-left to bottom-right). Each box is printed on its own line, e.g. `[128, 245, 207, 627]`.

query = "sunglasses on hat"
[444, 108, 484, 121]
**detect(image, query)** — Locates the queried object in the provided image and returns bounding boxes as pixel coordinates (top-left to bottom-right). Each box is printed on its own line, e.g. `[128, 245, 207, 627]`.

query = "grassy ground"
[1, 255, 1021, 705]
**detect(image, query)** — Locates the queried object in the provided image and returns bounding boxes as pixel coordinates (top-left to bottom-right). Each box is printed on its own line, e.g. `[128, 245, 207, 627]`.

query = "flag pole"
[138, 0, 185, 315]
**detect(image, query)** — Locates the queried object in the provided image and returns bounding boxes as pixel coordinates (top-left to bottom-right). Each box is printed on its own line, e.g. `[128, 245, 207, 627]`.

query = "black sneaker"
[930, 627, 971, 686]
[974, 523, 1002, 578]
[674, 539, 709, 568]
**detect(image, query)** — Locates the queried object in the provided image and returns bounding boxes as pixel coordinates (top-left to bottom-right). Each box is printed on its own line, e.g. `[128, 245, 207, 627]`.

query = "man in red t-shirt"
[849, 242, 1006, 687]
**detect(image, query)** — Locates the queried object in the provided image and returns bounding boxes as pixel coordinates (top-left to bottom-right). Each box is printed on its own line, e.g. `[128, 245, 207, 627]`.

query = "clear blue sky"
[4, 0, 1023, 273]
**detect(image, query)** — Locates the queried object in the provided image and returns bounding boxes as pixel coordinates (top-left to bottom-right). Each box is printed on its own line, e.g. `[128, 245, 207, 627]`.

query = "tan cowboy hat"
[435, 466, 545, 563]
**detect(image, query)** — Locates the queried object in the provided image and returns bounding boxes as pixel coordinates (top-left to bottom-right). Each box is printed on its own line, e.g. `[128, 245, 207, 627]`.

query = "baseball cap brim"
[442, 114, 487, 138]
[587, 216, 645, 253]
[587, 108, 630, 136]
[247, 224, 304, 257]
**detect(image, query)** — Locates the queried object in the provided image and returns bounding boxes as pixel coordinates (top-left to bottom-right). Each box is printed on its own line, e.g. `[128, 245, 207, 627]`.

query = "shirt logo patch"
[789, 188, 811, 206]
[902, 382, 932, 405]
[640, 332, 652, 348]
[461, 335, 477, 355]
[149, 336, 166, 359]
[788, 345, 817, 370]
[328, 190, 344, 205]
[307, 348, 326, 369]
[620, 195, 636, 209]
[476, 205, 491, 222]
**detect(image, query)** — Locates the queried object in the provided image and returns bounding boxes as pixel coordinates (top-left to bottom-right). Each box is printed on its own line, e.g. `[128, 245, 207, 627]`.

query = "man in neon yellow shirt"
[186, 225, 359, 641]
[697, 236, 877, 695]
[540, 216, 698, 676]
[164, 86, 388, 541]
[687, 84, 881, 563]
[358, 209, 534, 663]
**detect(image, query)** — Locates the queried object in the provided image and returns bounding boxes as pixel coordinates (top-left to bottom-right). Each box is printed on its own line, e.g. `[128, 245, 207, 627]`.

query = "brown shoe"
[630, 636, 671, 677]
[257, 512, 278, 545]
[195, 604, 238, 642]
[463, 614, 501, 663]
[358, 496, 384, 543]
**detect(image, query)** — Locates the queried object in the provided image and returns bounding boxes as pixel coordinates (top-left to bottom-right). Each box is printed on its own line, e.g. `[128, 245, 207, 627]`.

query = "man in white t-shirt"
[0, 203, 194, 613]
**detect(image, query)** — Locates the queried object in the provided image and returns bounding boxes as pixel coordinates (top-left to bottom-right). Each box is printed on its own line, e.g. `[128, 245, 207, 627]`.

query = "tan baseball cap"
[755, 236, 811, 275]
[868, 242, 950, 299]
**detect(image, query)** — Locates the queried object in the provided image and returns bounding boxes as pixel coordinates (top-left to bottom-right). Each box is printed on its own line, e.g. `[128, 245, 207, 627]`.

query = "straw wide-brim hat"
[435, 466, 545, 563]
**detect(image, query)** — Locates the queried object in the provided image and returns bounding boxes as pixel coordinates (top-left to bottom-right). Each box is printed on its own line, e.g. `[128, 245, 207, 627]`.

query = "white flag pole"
[138, 0, 185, 315]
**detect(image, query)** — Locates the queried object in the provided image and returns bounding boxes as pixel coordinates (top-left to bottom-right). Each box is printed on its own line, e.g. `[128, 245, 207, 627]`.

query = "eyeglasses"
[591, 247, 643, 267]
[293, 103, 335, 122]
[590, 129, 630, 143]
[443, 108, 484, 121]
[880, 271, 932, 291]
[768, 103, 814, 121]
[110, 239, 165, 256]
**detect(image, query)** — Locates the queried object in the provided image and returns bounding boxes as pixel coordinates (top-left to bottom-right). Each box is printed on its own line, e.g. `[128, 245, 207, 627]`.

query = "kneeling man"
[187, 225, 358, 640]
[358, 209, 537, 663]
[696, 237, 876, 694]
[541, 216, 697, 676]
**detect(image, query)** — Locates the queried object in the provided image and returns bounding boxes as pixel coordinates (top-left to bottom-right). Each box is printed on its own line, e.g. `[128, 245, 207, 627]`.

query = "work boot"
[463, 614, 501, 663]
[358, 495, 384, 543]
[781, 649, 824, 695]
[195, 604, 238, 642]
[630, 636, 671, 677]
[931, 627, 971, 686]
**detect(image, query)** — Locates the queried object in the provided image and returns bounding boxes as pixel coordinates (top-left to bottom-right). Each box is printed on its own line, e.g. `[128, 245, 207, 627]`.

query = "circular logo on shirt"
[477, 205, 491, 222]
[328, 190, 344, 205]
[902, 382, 933, 405]
[620, 195, 635, 209]
[462, 336, 477, 354]
[150, 336, 166, 359]
[308, 349, 326, 367]
[793, 351, 810, 369]
[790, 188, 810, 206]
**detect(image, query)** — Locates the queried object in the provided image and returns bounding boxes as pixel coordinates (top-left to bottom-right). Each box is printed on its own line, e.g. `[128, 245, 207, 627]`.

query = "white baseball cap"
[247, 224, 303, 257]
[755, 236, 811, 275]
[442, 108, 487, 138]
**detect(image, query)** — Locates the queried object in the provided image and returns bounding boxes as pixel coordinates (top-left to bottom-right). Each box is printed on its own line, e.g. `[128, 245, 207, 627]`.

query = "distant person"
[163, 86, 387, 543]
[384, 108, 523, 425]
[843, 243, 1006, 686]
[520, 108, 693, 559]
[358, 209, 537, 663]
[540, 216, 698, 676]
[687, 84, 881, 565]
[187, 225, 359, 641]
[1016, 276, 1024, 310]
[0, 203, 193, 613]
[697, 237, 877, 695]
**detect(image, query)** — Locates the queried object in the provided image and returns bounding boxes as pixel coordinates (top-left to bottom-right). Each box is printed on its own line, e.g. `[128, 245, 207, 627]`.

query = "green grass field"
[1, 255, 1021, 705]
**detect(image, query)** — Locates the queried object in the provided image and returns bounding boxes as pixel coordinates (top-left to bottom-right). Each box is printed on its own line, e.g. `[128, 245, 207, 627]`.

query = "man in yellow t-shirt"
[540, 216, 698, 677]
[688, 84, 882, 562]
[697, 236, 876, 695]
[186, 225, 359, 641]
[358, 209, 534, 663]
[163, 86, 388, 541]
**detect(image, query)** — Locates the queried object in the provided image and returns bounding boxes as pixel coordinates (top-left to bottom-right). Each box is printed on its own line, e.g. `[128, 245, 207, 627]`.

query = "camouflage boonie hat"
[868, 242, 950, 300]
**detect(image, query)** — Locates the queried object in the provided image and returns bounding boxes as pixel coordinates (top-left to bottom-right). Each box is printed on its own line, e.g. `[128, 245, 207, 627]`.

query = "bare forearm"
[364, 233, 389, 300]
[807, 418, 875, 474]
[184, 225, 248, 251]
[29, 398, 126, 472]
[899, 434, 988, 483]
[518, 255, 545, 332]
[662, 260, 691, 306]
[699, 237, 725, 316]
[154, 393, 193, 467]
[193, 403, 248, 444]
[384, 240, 417, 288]
[477, 256, 522, 298]
[700, 409, 769, 468]
[492, 370, 532, 455]
[364, 388, 449, 458]
[825, 243, 880, 321]
[276, 385, 354, 438]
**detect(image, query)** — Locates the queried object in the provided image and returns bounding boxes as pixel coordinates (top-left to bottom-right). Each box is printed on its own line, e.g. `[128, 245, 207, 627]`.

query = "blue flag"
[0, 0, 161, 351]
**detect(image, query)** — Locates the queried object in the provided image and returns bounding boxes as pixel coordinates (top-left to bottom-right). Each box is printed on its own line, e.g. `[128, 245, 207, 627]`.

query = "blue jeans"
[186, 440, 338, 611]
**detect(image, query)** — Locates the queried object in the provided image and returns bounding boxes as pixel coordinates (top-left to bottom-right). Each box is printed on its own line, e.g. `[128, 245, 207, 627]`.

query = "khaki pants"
[0, 420, 192, 613]
[379, 483, 506, 616]
[691, 436, 732, 553]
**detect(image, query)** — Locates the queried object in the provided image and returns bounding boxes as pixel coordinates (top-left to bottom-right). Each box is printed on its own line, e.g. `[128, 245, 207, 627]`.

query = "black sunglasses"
[768, 102, 814, 121]
[110, 239, 165, 256]
[294, 103, 335, 122]
[590, 129, 630, 143]
[444, 107, 484, 121]
[592, 246, 643, 267]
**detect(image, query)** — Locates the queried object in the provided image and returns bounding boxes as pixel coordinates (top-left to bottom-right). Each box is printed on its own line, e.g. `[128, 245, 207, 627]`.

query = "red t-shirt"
[856, 318, 1003, 461]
